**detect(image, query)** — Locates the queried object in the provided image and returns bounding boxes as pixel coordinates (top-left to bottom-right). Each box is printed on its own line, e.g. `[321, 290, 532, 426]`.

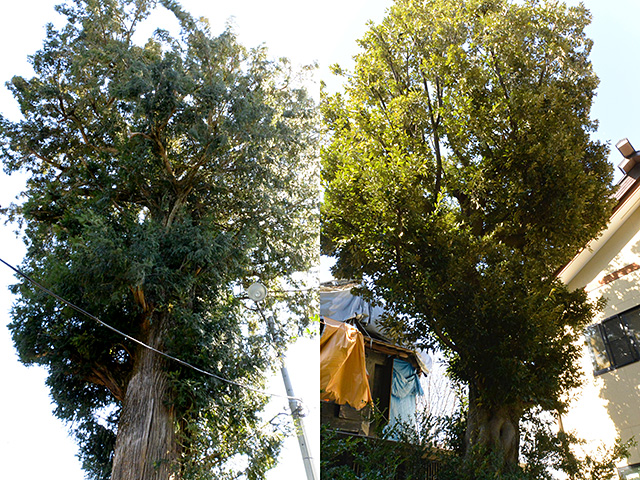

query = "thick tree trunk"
[465, 384, 522, 469]
[111, 322, 178, 480]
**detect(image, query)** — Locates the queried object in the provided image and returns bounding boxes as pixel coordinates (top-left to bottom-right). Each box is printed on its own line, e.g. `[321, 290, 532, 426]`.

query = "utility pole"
[247, 283, 318, 480]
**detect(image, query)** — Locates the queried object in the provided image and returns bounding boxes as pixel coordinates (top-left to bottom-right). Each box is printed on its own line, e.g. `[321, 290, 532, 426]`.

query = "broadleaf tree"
[322, 0, 615, 473]
[1, 0, 318, 479]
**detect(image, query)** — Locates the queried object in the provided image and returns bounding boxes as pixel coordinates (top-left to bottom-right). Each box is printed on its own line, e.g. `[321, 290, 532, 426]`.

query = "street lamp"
[247, 282, 268, 302]
[616, 138, 640, 174]
[246, 282, 318, 480]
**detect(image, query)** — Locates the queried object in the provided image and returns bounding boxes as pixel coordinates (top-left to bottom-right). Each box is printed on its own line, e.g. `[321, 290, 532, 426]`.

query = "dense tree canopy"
[322, 0, 614, 473]
[1, 0, 317, 478]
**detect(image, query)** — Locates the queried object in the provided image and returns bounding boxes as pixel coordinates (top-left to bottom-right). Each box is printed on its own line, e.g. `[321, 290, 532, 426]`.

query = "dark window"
[372, 361, 393, 423]
[602, 317, 637, 366]
[585, 306, 640, 375]
[622, 308, 640, 345]
[584, 325, 611, 373]
[618, 462, 640, 480]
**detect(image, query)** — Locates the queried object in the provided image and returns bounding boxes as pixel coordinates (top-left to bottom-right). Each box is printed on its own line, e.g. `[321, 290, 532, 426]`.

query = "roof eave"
[558, 171, 640, 286]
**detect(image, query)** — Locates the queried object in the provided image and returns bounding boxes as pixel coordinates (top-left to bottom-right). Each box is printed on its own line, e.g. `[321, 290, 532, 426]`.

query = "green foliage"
[518, 409, 633, 480]
[438, 408, 632, 480]
[2, 0, 317, 478]
[322, 0, 614, 471]
[320, 423, 440, 480]
[321, 407, 631, 480]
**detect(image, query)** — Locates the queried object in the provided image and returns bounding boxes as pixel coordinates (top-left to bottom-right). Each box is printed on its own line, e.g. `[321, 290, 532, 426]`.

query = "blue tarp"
[320, 288, 385, 326]
[387, 358, 423, 437]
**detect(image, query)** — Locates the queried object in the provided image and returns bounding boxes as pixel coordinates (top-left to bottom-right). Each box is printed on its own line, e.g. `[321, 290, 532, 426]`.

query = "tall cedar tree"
[322, 0, 614, 473]
[1, 0, 318, 479]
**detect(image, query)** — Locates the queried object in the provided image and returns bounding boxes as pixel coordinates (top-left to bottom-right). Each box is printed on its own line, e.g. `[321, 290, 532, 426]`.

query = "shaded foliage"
[321, 408, 631, 480]
[320, 424, 440, 480]
[2, 0, 318, 477]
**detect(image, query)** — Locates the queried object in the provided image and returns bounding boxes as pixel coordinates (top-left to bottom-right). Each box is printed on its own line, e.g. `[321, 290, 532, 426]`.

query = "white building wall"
[561, 203, 640, 465]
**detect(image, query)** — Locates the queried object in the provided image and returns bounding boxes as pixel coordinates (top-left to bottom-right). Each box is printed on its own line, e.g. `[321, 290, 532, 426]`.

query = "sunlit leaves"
[322, 0, 613, 470]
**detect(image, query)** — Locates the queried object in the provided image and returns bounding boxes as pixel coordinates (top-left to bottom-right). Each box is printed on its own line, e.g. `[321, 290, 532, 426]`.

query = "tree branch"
[28, 148, 66, 172]
[422, 72, 443, 199]
[85, 363, 128, 402]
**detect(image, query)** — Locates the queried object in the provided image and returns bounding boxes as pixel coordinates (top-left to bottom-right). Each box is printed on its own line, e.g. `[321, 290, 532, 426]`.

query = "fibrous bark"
[111, 319, 177, 480]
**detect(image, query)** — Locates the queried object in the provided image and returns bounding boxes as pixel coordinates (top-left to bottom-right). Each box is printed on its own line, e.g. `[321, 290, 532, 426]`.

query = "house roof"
[558, 150, 640, 286]
[613, 163, 640, 206]
[320, 282, 430, 374]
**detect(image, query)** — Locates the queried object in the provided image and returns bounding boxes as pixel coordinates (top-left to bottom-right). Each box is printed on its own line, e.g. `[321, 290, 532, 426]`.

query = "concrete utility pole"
[276, 337, 318, 480]
[247, 283, 318, 480]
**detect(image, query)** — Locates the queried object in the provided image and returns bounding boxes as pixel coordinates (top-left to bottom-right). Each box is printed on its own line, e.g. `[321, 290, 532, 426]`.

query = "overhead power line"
[0, 257, 302, 404]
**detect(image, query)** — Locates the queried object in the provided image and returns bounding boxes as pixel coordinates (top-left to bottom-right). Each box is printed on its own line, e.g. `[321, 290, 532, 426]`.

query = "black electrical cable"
[0, 257, 302, 403]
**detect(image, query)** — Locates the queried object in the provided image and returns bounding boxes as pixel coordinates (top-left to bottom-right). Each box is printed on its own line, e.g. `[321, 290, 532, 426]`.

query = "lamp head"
[616, 138, 640, 174]
[247, 282, 267, 302]
[616, 138, 636, 159]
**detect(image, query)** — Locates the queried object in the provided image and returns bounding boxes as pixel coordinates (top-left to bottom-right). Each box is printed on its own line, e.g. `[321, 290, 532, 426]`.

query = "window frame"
[585, 305, 640, 376]
[618, 462, 640, 480]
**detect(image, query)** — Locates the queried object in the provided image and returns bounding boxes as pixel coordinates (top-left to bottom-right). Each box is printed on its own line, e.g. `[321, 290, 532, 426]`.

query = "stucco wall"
[562, 203, 640, 465]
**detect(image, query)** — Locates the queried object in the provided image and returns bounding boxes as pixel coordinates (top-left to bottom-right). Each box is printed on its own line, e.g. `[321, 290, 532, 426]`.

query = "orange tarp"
[320, 317, 372, 410]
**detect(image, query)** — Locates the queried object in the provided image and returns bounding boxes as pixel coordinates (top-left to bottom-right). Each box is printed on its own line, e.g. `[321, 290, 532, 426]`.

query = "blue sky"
[0, 1, 639, 479]
[576, 0, 640, 177]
